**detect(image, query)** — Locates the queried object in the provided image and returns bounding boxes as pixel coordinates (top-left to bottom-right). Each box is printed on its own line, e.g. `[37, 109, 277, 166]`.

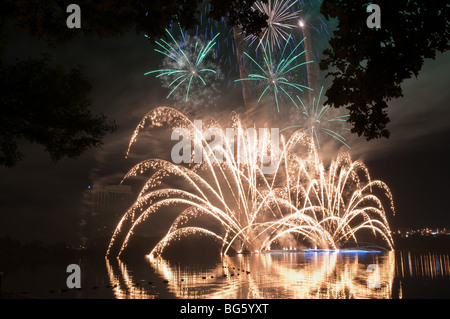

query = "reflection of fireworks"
[106, 252, 397, 299]
[282, 86, 351, 148]
[106, 107, 394, 259]
[245, 0, 300, 50]
[235, 36, 313, 112]
[145, 28, 220, 106]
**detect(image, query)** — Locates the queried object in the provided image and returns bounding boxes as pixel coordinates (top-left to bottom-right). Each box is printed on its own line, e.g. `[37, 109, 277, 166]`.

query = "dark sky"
[1, 12, 449, 245]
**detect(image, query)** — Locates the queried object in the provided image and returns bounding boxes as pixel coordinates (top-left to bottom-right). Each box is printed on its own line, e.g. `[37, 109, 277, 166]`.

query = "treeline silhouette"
[393, 233, 450, 252]
[0, 236, 76, 255]
[0, 237, 79, 272]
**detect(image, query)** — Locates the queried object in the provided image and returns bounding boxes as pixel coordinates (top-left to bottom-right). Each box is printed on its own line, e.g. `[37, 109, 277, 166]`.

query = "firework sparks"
[235, 36, 313, 112]
[246, 0, 300, 50]
[281, 86, 351, 148]
[145, 28, 220, 103]
[295, 1, 333, 96]
[297, 0, 330, 36]
[106, 107, 394, 259]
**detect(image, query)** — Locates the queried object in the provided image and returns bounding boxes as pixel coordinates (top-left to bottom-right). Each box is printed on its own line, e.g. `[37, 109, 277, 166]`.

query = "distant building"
[81, 184, 134, 248]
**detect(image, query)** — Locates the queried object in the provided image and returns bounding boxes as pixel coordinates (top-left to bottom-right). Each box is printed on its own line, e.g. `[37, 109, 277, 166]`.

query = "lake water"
[2, 250, 449, 299]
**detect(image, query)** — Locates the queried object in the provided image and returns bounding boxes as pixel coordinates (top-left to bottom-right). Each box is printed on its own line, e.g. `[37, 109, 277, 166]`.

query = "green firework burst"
[281, 86, 351, 148]
[145, 28, 220, 102]
[235, 35, 313, 112]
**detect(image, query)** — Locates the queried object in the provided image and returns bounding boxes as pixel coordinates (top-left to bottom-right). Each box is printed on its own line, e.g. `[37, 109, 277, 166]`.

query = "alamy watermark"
[65, 3, 380, 30]
[66, 4, 81, 29]
[170, 120, 280, 174]
[66, 264, 81, 289]
[366, 264, 381, 289]
[366, 3, 381, 29]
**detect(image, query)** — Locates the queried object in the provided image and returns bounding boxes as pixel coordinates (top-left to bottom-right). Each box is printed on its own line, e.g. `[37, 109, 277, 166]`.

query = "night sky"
[1, 17, 449, 246]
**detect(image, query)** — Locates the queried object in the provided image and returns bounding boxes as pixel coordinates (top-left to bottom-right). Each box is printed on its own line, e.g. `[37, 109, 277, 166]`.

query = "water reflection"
[397, 251, 450, 279]
[106, 251, 397, 299]
[106, 258, 157, 299]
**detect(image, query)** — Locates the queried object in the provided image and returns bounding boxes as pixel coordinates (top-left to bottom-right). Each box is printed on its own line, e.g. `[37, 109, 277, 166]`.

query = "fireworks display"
[145, 28, 220, 104]
[235, 36, 313, 112]
[108, 0, 395, 264]
[282, 86, 351, 148]
[106, 107, 394, 259]
[4, 0, 447, 303]
[245, 0, 301, 50]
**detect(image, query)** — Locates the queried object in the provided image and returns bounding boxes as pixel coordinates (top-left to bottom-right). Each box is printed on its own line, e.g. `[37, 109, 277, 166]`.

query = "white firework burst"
[245, 0, 300, 50]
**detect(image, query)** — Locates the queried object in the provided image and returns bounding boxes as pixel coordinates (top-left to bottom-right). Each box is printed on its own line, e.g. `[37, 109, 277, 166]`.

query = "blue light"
[263, 249, 383, 254]
[304, 249, 382, 254]
[336, 250, 382, 254]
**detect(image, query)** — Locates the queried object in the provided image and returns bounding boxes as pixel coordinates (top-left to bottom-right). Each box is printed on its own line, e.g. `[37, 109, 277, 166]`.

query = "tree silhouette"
[0, 0, 266, 167]
[3, 0, 266, 45]
[0, 55, 117, 167]
[320, 0, 449, 140]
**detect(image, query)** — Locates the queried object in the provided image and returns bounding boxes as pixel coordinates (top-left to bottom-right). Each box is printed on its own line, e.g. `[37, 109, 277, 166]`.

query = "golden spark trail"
[106, 107, 395, 258]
